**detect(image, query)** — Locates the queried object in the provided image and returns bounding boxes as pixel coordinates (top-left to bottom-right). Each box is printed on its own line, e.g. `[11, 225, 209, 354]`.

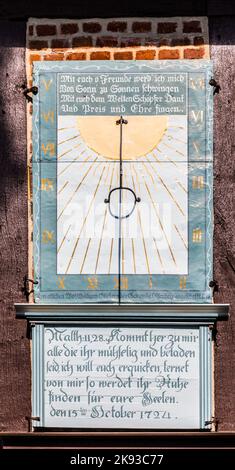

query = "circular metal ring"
[104, 186, 141, 219]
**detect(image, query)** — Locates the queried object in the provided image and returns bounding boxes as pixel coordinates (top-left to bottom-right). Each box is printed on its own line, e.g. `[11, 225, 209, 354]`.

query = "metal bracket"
[209, 280, 219, 294]
[209, 323, 218, 346]
[22, 85, 38, 103]
[209, 78, 221, 95]
[104, 186, 141, 219]
[116, 117, 128, 125]
[22, 275, 38, 302]
[25, 416, 40, 432]
[205, 416, 219, 431]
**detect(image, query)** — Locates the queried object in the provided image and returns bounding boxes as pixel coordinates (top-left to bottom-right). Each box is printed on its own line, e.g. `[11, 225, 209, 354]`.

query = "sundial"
[32, 60, 213, 303]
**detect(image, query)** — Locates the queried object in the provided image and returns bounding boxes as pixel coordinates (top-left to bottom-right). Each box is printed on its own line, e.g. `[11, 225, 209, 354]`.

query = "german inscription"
[44, 326, 200, 428]
[58, 73, 187, 115]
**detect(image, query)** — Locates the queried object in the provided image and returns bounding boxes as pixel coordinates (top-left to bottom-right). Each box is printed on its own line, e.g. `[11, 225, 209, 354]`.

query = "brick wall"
[26, 17, 209, 85]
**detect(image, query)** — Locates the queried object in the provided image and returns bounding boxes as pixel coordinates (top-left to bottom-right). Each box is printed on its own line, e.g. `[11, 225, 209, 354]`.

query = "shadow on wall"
[0, 1, 212, 21]
[0, 20, 30, 431]
[0, 0, 235, 22]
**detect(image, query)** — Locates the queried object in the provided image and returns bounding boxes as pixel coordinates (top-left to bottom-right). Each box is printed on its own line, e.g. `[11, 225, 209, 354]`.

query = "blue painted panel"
[33, 60, 213, 304]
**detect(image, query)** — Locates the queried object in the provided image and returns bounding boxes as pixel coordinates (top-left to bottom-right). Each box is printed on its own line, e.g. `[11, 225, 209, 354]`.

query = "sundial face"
[57, 114, 187, 277]
[33, 60, 213, 303]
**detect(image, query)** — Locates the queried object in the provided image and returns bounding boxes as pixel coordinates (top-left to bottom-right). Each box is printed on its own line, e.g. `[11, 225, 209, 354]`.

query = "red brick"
[171, 37, 191, 46]
[157, 22, 177, 34]
[184, 47, 205, 59]
[36, 25, 57, 36]
[132, 22, 151, 33]
[136, 50, 156, 60]
[114, 51, 133, 60]
[90, 51, 110, 60]
[51, 39, 70, 50]
[83, 22, 102, 33]
[96, 36, 118, 47]
[107, 21, 127, 32]
[29, 104, 33, 115]
[29, 53, 41, 64]
[66, 52, 86, 60]
[28, 25, 34, 36]
[120, 38, 142, 47]
[194, 36, 204, 46]
[61, 23, 78, 34]
[43, 53, 65, 61]
[29, 40, 48, 49]
[183, 21, 202, 33]
[72, 37, 93, 47]
[159, 49, 180, 60]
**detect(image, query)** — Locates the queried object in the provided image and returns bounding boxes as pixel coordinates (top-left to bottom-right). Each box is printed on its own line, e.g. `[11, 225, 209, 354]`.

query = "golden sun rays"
[56, 115, 188, 276]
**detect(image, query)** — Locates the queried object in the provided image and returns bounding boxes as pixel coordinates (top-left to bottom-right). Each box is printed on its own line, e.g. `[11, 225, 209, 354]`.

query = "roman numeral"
[42, 78, 53, 91]
[87, 277, 98, 290]
[192, 176, 204, 189]
[41, 178, 54, 191]
[192, 141, 200, 154]
[189, 78, 205, 90]
[57, 276, 65, 289]
[41, 142, 55, 157]
[42, 111, 54, 124]
[114, 276, 128, 290]
[179, 276, 187, 289]
[191, 110, 204, 125]
[192, 228, 202, 243]
[42, 230, 55, 244]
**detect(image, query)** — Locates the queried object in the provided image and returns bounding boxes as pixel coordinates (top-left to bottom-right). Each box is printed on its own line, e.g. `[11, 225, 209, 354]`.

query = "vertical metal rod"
[118, 116, 123, 304]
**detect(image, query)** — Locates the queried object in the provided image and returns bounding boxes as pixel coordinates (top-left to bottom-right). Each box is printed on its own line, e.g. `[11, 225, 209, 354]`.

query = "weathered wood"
[0, 21, 30, 431]
[210, 16, 235, 431]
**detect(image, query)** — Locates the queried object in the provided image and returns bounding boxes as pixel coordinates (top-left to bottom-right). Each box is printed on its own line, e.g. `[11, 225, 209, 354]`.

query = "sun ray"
[58, 155, 97, 177]
[165, 133, 187, 145]
[130, 166, 150, 274]
[161, 141, 186, 157]
[95, 164, 115, 274]
[65, 166, 107, 274]
[143, 176, 177, 267]
[131, 238, 136, 274]
[144, 159, 185, 216]
[108, 238, 114, 275]
[58, 126, 77, 131]
[57, 114, 188, 276]
[58, 142, 83, 160]
[58, 133, 81, 146]
[58, 162, 101, 221]
[80, 238, 92, 274]
[58, 180, 68, 194]
[57, 224, 71, 253]
[152, 147, 179, 168]
[143, 160, 187, 250]
[176, 180, 187, 193]
[130, 163, 164, 272]
[153, 237, 164, 273]
[174, 224, 188, 250]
